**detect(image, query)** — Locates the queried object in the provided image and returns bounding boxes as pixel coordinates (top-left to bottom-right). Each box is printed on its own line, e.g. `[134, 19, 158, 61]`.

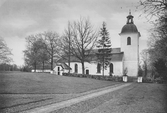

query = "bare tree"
[43, 31, 60, 70]
[139, 0, 167, 80]
[140, 49, 149, 77]
[61, 22, 73, 73]
[35, 34, 50, 72]
[139, 0, 167, 19]
[62, 18, 98, 74]
[0, 37, 12, 64]
[24, 35, 41, 72]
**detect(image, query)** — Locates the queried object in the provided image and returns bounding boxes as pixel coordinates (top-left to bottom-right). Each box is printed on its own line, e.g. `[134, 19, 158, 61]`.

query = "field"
[53, 83, 167, 113]
[0, 72, 167, 113]
[0, 71, 119, 112]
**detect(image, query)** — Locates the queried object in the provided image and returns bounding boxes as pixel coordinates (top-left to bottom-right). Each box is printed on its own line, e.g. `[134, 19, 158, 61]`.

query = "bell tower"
[119, 11, 141, 77]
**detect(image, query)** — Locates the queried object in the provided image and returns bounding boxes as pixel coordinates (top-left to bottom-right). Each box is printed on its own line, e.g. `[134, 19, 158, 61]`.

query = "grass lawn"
[0, 71, 119, 112]
[53, 83, 167, 113]
[0, 71, 119, 94]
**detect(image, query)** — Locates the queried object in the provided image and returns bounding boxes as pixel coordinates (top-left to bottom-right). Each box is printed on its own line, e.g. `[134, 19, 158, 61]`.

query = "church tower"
[119, 11, 141, 77]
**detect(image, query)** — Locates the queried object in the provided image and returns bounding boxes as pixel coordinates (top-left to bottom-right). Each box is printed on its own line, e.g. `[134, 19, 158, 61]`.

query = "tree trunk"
[81, 61, 85, 74]
[42, 61, 45, 72]
[68, 57, 70, 73]
[51, 50, 54, 70]
[68, 47, 71, 73]
[34, 61, 36, 72]
[51, 56, 53, 70]
[144, 62, 147, 77]
[68, 35, 71, 73]
[102, 55, 104, 76]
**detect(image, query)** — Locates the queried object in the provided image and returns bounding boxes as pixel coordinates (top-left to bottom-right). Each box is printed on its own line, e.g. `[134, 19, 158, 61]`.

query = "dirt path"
[1, 82, 166, 113]
[52, 83, 167, 113]
[21, 83, 131, 113]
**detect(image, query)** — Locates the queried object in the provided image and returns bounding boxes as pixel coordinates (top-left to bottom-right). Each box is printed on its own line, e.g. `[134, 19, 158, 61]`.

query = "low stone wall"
[62, 73, 123, 82]
[62, 73, 166, 83]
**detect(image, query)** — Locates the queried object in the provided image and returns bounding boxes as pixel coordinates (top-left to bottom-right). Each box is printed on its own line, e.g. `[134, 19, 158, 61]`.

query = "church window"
[110, 63, 113, 73]
[97, 63, 101, 73]
[127, 37, 131, 45]
[58, 67, 60, 75]
[74, 64, 78, 73]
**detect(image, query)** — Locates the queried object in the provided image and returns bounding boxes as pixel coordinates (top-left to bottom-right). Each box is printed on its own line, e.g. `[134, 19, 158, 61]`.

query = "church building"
[54, 12, 141, 77]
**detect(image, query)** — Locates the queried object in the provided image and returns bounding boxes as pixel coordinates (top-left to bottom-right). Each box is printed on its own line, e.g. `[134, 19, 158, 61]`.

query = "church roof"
[57, 48, 124, 63]
[55, 63, 71, 70]
[91, 48, 121, 54]
[121, 24, 138, 34]
[120, 12, 139, 34]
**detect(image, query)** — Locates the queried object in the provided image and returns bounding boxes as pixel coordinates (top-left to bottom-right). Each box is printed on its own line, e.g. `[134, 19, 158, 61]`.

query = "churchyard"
[0, 71, 166, 113]
[0, 71, 119, 112]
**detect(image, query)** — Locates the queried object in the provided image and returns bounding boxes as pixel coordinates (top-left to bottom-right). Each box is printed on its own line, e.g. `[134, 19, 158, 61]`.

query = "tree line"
[139, 0, 167, 80]
[0, 37, 13, 71]
[24, 18, 112, 75]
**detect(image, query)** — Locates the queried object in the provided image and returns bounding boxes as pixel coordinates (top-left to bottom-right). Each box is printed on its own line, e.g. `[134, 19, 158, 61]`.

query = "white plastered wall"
[120, 33, 140, 77]
[69, 61, 123, 76]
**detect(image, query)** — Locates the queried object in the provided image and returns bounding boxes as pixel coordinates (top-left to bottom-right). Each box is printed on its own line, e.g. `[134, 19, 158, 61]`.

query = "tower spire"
[126, 10, 134, 24]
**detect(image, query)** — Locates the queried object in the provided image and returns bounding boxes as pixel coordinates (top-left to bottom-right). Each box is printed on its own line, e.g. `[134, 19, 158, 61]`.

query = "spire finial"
[129, 9, 131, 15]
[126, 10, 134, 24]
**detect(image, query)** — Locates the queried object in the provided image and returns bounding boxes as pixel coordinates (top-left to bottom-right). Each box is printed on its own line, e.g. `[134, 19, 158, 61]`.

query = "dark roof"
[90, 48, 121, 54]
[120, 13, 140, 35]
[121, 24, 138, 34]
[89, 52, 124, 62]
[56, 63, 71, 70]
[57, 48, 124, 63]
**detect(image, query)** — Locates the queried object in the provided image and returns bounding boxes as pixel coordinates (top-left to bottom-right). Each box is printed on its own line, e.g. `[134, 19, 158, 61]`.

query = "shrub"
[123, 67, 128, 76]
[62, 73, 123, 82]
[142, 77, 153, 83]
[138, 66, 143, 77]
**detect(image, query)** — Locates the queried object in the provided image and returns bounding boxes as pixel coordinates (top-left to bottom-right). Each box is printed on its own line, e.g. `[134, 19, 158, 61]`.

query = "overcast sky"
[0, 0, 151, 66]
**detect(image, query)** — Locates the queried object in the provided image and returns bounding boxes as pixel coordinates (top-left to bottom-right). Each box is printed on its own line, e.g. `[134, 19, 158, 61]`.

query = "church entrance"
[86, 69, 89, 75]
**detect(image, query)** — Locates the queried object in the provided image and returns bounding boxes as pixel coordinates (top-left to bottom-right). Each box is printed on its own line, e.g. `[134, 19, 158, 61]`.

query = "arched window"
[74, 64, 78, 73]
[127, 37, 131, 45]
[110, 63, 113, 73]
[97, 63, 101, 73]
[57, 67, 60, 75]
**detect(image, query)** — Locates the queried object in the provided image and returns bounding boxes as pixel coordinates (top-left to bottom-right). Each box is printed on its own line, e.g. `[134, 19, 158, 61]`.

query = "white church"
[54, 12, 141, 77]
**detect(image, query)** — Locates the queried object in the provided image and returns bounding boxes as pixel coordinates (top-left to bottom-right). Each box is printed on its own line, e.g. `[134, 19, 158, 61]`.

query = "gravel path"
[20, 83, 130, 113]
[0, 94, 77, 113]
[52, 83, 167, 113]
[0, 83, 123, 113]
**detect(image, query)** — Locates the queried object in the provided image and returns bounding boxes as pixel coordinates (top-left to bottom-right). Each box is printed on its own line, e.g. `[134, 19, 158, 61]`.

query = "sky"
[0, 0, 151, 66]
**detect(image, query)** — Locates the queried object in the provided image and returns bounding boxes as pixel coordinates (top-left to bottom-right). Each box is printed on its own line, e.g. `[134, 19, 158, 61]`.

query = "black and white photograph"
[0, 0, 167, 113]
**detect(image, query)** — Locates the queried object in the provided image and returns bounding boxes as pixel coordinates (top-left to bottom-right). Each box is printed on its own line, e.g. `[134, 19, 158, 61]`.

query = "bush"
[138, 66, 143, 77]
[62, 73, 123, 82]
[154, 77, 165, 84]
[142, 77, 153, 83]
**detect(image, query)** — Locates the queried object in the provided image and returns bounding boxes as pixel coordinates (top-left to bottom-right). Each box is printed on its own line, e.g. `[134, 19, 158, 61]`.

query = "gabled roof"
[57, 48, 124, 63]
[90, 48, 121, 54]
[56, 63, 71, 70]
